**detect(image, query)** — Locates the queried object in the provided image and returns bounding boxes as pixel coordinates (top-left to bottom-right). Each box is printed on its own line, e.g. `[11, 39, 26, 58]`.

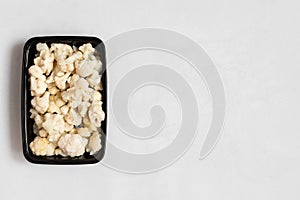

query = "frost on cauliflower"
[29, 42, 105, 157]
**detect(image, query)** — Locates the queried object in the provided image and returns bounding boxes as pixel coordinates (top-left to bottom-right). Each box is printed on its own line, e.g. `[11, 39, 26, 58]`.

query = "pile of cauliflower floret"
[28, 43, 105, 157]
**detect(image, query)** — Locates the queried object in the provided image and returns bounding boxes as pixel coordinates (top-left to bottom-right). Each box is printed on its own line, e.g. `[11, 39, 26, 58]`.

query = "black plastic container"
[21, 36, 107, 164]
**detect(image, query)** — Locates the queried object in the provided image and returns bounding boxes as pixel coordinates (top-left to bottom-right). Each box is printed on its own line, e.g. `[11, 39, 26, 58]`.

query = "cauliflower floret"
[30, 75, 47, 96]
[28, 65, 43, 78]
[64, 108, 82, 126]
[58, 134, 86, 157]
[77, 127, 91, 137]
[55, 72, 71, 90]
[31, 91, 50, 114]
[78, 101, 90, 117]
[30, 136, 56, 156]
[50, 43, 73, 58]
[79, 43, 95, 58]
[61, 87, 82, 108]
[34, 43, 54, 75]
[88, 102, 105, 127]
[42, 113, 65, 143]
[86, 132, 101, 155]
[92, 91, 102, 102]
[87, 71, 101, 89]
[34, 114, 44, 129]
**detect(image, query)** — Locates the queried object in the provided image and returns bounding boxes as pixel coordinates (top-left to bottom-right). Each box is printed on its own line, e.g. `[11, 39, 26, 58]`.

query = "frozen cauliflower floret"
[92, 91, 102, 102]
[88, 102, 105, 127]
[64, 108, 82, 126]
[55, 72, 71, 90]
[86, 132, 101, 155]
[61, 87, 82, 108]
[77, 127, 91, 137]
[79, 43, 95, 58]
[30, 75, 47, 96]
[31, 91, 50, 114]
[30, 136, 56, 156]
[34, 43, 55, 75]
[87, 71, 101, 89]
[34, 114, 44, 129]
[58, 134, 86, 157]
[42, 113, 65, 143]
[28, 65, 43, 78]
[78, 101, 90, 117]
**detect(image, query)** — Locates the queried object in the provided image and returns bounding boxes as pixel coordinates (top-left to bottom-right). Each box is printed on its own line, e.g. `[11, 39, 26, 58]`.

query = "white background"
[1, 0, 300, 199]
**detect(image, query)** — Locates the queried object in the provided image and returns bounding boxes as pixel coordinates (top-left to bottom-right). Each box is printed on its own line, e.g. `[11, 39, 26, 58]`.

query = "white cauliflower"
[42, 113, 65, 143]
[88, 102, 105, 127]
[58, 134, 86, 157]
[92, 91, 102, 102]
[30, 136, 56, 156]
[79, 43, 95, 58]
[30, 75, 47, 96]
[31, 91, 50, 114]
[86, 132, 101, 155]
[87, 71, 101, 89]
[28, 65, 43, 78]
[34, 43, 55, 75]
